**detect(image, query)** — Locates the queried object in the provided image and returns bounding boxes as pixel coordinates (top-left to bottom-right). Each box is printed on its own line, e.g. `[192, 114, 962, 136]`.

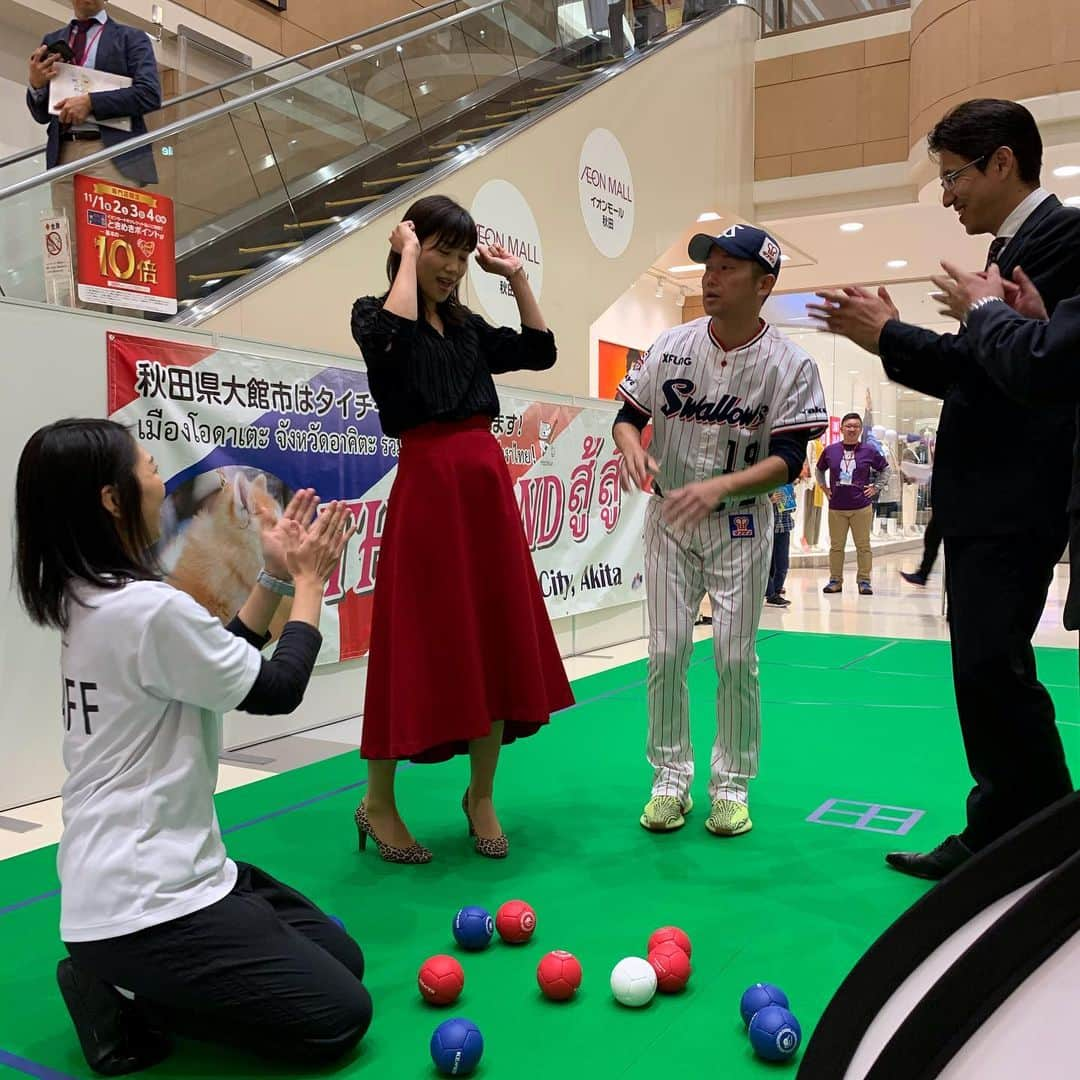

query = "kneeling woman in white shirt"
[14, 418, 367, 1076]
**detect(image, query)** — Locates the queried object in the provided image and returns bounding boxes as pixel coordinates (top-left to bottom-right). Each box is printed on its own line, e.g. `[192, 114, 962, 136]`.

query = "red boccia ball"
[648, 941, 692, 993]
[648, 925, 692, 959]
[496, 900, 537, 945]
[537, 950, 583, 1001]
[418, 954, 465, 1006]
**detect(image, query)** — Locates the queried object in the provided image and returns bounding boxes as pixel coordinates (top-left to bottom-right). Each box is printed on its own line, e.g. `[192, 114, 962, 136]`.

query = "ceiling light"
[666, 264, 700, 274]
[1066, 196, 1080, 206]
[886, 259, 908, 269]
[1053, 165, 1080, 177]
[840, 222, 864, 233]
[779, 254, 791, 262]
[697, 211, 722, 222]
[849, 369, 859, 375]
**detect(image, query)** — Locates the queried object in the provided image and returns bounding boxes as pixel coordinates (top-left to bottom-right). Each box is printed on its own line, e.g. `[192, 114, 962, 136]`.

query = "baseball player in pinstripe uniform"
[613, 225, 828, 836]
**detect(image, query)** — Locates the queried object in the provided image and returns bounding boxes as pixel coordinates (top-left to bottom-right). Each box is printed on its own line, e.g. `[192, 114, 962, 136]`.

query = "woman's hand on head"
[390, 220, 421, 256]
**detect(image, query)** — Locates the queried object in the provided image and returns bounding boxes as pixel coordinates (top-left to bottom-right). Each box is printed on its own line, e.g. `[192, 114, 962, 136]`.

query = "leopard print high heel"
[462, 790, 509, 859]
[354, 802, 432, 864]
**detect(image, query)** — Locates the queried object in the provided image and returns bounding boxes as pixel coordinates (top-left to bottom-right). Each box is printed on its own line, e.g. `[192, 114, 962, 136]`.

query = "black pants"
[66, 863, 372, 1066]
[918, 515, 942, 578]
[767, 530, 790, 598]
[944, 528, 1073, 850]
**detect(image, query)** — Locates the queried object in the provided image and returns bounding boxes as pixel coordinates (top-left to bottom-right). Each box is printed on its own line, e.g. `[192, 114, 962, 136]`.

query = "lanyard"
[69, 22, 106, 66]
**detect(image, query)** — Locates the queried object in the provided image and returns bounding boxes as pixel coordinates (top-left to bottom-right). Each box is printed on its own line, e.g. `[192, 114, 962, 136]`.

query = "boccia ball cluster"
[417, 905, 698, 1075]
[740, 982, 802, 1063]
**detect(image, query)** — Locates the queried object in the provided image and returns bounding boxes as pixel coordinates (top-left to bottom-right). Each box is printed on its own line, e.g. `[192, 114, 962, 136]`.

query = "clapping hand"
[806, 286, 900, 354]
[256, 488, 319, 581]
[287, 501, 356, 584]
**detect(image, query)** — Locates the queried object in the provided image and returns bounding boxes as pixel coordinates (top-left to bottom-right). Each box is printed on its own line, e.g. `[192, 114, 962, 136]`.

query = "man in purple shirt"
[816, 413, 889, 595]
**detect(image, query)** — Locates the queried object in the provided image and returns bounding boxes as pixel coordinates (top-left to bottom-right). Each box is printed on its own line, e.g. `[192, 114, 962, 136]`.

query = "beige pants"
[51, 138, 146, 313]
[828, 505, 873, 582]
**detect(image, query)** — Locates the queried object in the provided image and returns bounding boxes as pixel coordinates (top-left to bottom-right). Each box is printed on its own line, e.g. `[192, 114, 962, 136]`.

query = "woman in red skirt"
[350, 195, 574, 864]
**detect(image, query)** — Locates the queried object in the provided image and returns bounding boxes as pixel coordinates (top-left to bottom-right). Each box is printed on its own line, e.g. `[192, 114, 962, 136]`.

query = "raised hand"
[475, 242, 523, 279]
[257, 488, 319, 580]
[390, 220, 420, 256]
[287, 501, 356, 584]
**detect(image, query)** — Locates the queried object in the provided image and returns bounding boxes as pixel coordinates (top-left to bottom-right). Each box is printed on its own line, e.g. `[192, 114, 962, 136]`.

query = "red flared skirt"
[361, 416, 575, 763]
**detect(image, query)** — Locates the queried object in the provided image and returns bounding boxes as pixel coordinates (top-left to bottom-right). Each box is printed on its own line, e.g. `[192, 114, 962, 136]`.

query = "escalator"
[0, 0, 758, 324]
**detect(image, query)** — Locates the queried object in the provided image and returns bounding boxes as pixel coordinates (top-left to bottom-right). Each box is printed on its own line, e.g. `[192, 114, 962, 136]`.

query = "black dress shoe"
[885, 835, 973, 881]
[56, 958, 172, 1076]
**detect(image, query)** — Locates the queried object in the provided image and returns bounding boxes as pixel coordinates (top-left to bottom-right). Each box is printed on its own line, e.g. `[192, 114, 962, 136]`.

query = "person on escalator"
[27, 0, 161, 308]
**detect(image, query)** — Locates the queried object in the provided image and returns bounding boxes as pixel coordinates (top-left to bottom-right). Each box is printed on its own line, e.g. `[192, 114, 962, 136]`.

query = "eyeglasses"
[940, 155, 987, 191]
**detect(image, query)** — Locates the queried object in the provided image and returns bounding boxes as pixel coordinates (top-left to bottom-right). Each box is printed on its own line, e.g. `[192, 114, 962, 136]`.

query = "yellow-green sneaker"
[640, 794, 694, 832]
[705, 798, 752, 837]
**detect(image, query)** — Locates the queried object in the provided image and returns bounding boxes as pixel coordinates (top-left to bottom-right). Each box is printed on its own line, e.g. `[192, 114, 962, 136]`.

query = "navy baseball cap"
[688, 225, 783, 277]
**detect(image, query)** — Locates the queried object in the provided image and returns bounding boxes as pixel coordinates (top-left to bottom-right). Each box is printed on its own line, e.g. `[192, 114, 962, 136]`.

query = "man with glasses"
[807, 99, 1080, 881]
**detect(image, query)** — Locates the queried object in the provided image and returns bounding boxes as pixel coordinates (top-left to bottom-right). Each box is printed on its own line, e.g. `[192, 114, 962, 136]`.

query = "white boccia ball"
[610, 956, 658, 1007]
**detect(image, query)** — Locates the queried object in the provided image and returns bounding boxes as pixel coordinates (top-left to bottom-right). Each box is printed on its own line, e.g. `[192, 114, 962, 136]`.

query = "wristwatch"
[256, 568, 295, 597]
[964, 295, 1005, 324]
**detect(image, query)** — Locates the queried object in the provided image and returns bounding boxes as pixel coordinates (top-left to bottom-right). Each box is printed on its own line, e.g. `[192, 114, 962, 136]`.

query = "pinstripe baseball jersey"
[617, 318, 828, 507]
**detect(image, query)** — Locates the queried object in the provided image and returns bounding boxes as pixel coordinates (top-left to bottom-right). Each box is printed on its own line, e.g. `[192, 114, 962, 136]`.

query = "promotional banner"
[76, 174, 177, 314]
[107, 333, 647, 665]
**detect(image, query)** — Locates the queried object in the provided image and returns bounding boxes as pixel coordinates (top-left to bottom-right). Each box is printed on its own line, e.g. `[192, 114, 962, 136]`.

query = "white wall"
[0, 297, 647, 810]
[0, 22, 50, 158]
[588, 275, 683, 397]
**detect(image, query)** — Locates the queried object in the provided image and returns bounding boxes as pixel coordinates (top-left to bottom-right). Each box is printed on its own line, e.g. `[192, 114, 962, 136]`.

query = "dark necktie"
[985, 235, 1008, 271]
[69, 19, 95, 65]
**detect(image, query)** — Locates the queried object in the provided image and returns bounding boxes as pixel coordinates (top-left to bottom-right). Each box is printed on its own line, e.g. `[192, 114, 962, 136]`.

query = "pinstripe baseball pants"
[644, 497, 773, 804]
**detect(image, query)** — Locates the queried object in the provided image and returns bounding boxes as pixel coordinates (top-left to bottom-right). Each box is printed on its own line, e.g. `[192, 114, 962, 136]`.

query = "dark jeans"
[944, 527, 1073, 850]
[767, 530, 791, 598]
[66, 862, 372, 1066]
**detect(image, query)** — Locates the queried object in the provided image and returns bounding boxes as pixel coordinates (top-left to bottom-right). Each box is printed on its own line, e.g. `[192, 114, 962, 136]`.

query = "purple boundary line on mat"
[0, 1049, 79, 1080]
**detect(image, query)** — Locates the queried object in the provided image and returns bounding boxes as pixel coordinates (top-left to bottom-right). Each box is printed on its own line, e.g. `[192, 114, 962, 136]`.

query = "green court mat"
[0, 631, 1076, 1079]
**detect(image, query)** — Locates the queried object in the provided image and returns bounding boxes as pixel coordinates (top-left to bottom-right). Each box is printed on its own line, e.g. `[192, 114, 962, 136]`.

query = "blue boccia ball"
[452, 906, 494, 951]
[740, 982, 790, 1027]
[748, 1005, 802, 1062]
[328, 915, 345, 931]
[430, 1017, 484, 1076]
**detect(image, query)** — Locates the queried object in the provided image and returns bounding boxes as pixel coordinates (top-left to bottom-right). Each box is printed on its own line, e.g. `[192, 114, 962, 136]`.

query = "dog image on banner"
[161, 467, 292, 638]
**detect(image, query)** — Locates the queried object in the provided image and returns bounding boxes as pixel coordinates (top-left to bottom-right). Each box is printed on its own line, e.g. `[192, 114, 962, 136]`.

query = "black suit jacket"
[878, 195, 1080, 536]
[26, 18, 161, 185]
[967, 292, 1080, 627]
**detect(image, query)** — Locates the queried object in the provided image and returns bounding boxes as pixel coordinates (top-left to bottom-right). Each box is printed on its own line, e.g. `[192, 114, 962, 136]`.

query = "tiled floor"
[1, 552, 1073, 861]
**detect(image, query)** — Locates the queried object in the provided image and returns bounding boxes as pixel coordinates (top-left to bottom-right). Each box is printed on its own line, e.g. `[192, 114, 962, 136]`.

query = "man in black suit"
[807, 99, 1080, 881]
[933, 261, 1080, 632]
[27, 0, 160, 276]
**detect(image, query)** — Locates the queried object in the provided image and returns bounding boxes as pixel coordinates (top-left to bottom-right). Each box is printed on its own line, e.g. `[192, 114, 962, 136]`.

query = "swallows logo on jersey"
[660, 378, 769, 429]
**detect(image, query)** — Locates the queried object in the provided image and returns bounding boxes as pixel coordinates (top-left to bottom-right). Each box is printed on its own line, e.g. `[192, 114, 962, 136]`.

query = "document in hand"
[48, 62, 133, 132]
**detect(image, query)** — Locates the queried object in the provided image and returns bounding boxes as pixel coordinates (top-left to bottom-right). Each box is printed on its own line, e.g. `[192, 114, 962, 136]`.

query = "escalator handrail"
[0, 0, 485, 181]
[172, 1, 759, 326]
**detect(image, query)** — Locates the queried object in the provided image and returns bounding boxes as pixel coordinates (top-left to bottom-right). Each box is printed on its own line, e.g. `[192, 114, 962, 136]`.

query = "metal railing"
[0, 0, 473, 176]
